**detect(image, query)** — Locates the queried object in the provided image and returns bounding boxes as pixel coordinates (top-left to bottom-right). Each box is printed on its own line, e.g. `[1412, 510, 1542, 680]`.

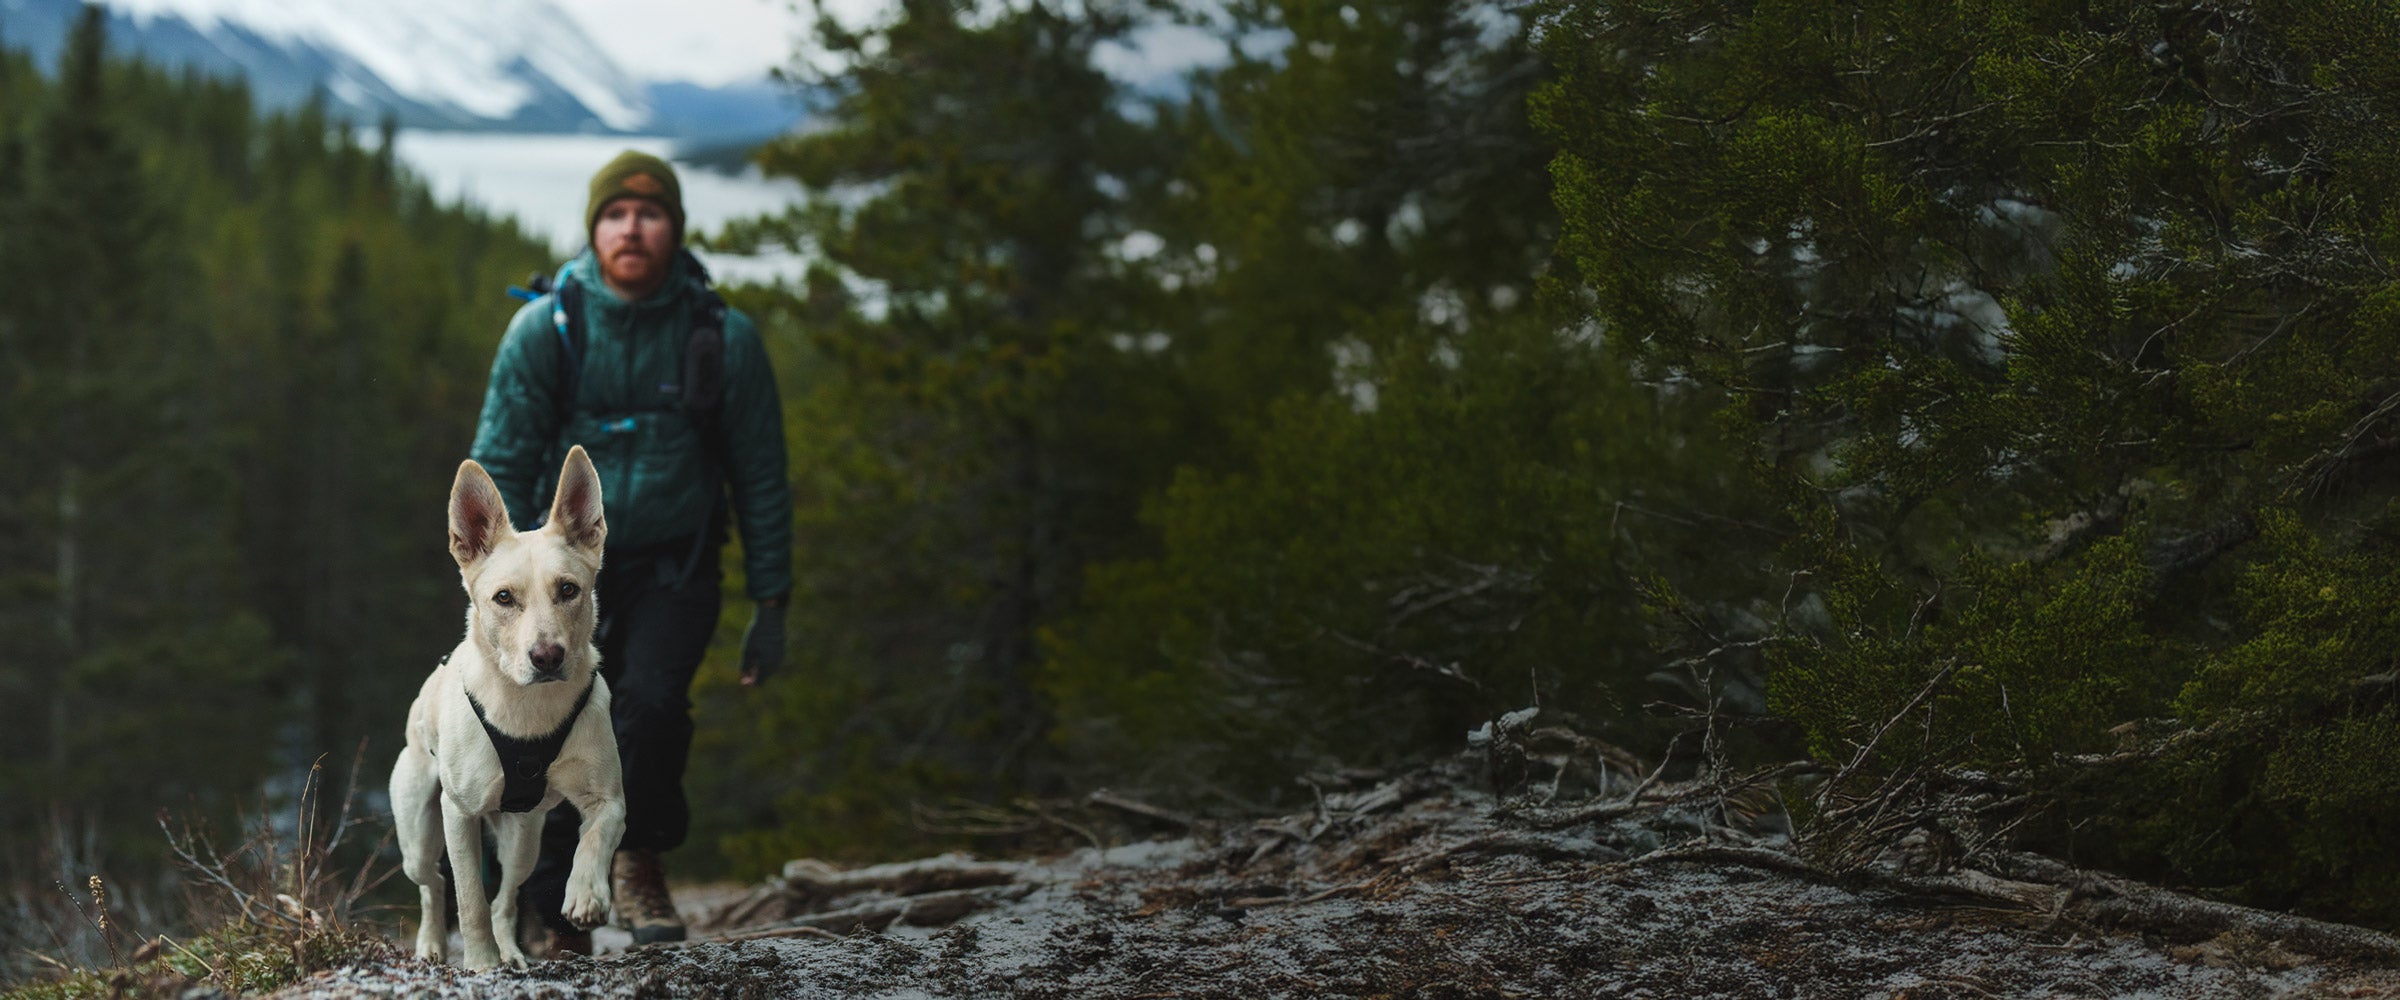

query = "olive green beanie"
[586, 150, 685, 240]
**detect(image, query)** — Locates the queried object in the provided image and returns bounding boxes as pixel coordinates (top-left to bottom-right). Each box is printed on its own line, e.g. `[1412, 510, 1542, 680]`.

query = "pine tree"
[0, 5, 278, 864]
[696, 0, 1184, 861]
[1535, 0, 2400, 925]
[0, 12, 554, 934]
[1038, 0, 1768, 800]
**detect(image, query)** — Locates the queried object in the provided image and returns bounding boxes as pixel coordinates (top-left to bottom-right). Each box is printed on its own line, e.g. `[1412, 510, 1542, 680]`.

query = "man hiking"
[469, 150, 793, 954]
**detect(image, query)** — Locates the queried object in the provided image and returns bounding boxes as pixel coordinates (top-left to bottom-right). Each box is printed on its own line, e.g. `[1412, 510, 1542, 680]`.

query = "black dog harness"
[463, 680, 595, 813]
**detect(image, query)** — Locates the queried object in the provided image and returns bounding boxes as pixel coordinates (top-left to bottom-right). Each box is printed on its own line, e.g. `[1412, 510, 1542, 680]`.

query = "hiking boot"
[611, 849, 687, 945]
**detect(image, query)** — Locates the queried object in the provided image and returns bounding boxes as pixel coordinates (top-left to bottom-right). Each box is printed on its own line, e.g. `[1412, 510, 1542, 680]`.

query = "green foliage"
[1041, 0, 1619, 800]
[694, 0, 1756, 842]
[686, 0, 2400, 935]
[681, 0, 1794, 867]
[692, 0, 2400, 936]
[1774, 535, 2172, 770]
[0, 8, 552, 980]
[1535, 0, 2400, 926]
[2182, 512, 2400, 719]
[2038, 509, 2400, 925]
[1045, 313, 1760, 794]
[27, 0, 2400, 955]
[690, 0, 1190, 868]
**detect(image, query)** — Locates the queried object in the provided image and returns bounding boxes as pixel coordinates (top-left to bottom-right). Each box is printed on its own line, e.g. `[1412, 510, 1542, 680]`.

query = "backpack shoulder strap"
[553, 274, 587, 427]
[677, 249, 726, 422]
[671, 252, 731, 588]
[683, 287, 727, 421]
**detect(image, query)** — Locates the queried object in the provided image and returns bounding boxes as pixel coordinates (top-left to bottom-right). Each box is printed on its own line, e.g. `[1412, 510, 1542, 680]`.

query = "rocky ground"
[265, 754, 2400, 1000]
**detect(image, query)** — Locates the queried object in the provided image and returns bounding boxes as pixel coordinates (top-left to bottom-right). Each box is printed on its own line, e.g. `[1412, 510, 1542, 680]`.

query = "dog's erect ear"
[547, 445, 607, 553]
[449, 460, 513, 568]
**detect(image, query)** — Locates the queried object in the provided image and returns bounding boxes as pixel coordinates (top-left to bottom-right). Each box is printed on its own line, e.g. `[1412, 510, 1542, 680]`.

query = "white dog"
[389, 445, 625, 969]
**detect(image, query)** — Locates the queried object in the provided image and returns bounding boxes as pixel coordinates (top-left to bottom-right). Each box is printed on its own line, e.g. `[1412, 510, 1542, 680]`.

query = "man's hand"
[740, 598, 788, 687]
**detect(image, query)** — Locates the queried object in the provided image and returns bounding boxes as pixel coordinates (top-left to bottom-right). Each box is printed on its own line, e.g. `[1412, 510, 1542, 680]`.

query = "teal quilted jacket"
[469, 249, 792, 600]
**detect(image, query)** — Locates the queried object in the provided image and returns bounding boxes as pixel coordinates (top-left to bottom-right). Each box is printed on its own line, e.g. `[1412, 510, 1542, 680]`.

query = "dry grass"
[2, 746, 401, 999]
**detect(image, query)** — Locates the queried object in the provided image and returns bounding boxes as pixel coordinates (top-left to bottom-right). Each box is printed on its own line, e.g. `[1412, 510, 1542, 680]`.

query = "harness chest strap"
[462, 680, 596, 813]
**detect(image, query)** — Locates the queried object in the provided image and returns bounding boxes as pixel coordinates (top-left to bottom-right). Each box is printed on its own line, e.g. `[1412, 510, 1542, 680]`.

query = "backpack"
[507, 249, 729, 583]
[508, 248, 727, 429]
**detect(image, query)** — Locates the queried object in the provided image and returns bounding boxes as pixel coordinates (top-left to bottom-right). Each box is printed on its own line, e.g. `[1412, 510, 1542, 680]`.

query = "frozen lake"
[388, 131, 809, 285]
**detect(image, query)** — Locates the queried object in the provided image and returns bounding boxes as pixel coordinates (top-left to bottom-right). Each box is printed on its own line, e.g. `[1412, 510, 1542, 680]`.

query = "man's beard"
[604, 248, 662, 289]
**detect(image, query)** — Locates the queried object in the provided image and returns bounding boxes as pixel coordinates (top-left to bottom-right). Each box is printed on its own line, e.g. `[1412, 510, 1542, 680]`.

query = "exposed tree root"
[1993, 852, 2400, 963]
[690, 854, 1032, 935]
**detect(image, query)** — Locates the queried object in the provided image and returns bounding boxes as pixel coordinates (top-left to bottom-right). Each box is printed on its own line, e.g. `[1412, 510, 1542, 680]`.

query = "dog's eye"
[558, 581, 581, 602]
[493, 589, 516, 608]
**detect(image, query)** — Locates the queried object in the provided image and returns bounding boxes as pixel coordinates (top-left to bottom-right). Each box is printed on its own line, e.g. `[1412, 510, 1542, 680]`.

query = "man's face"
[594, 197, 676, 298]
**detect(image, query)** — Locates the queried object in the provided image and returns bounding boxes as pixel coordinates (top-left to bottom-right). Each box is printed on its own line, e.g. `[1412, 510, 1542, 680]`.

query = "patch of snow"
[1085, 838, 1199, 872]
[1237, 27, 1296, 63]
[1091, 21, 1226, 92]
[1109, 230, 1164, 263]
[1465, 1, 1520, 48]
[110, 0, 648, 129]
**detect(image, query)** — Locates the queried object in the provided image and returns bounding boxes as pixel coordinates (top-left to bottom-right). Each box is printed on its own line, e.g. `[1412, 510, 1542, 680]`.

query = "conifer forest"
[13, 0, 2400, 989]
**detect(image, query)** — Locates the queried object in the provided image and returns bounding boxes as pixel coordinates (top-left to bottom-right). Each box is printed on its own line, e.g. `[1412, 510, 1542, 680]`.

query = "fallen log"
[754, 884, 1038, 935]
[1994, 852, 2400, 963]
[1507, 761, 1821, 830]
[1626, 844, 2063, 914]
[1088, 790, 1197, 829]
[690, 924, 846, 945]
[1395, 832, 1627, 875]
[693, 853, 1032, 932]
[779, 853, 1028, 898]
[1625, 843, 2400, 963]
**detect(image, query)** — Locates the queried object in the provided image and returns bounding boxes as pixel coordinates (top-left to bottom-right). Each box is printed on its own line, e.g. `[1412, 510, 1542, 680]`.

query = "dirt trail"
[274, 760, 2400, 999]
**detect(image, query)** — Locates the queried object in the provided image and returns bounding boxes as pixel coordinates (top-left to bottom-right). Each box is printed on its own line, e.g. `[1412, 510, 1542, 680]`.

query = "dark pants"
[523, 534, 721, 933]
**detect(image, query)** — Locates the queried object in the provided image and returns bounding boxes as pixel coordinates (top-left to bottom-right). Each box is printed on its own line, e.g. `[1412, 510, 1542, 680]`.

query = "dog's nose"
[528, 643, 566, 677]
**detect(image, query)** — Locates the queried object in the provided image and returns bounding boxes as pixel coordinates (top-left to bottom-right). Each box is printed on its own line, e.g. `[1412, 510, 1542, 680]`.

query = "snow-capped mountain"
[0, 0, 804, 137]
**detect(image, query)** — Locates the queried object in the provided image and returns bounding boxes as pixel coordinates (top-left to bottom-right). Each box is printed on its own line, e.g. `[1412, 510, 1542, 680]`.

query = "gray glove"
[740, 599, 788, 687]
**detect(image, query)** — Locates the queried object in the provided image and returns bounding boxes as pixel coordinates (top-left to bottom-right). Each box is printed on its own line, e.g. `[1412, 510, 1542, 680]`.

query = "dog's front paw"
[494, 941, 530, 971]
[563, 882, 612, 931]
